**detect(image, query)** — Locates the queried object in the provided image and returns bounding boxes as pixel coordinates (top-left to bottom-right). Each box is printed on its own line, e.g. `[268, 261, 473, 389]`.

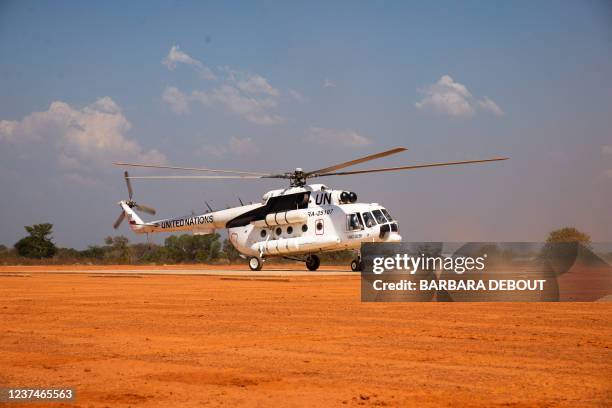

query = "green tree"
[80, 245, 106, 260]
[14, 223, 57, 258]
[222, 238, 242, 263]
[104, 235, 132, 263]
[546, 227, 591, 246]
[131, 242, 166, 264]
[164, 233, 221, 263]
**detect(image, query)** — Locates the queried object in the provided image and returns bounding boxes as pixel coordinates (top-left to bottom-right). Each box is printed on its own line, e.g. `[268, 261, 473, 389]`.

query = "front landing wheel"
[351, 258, 363, 272]
[248, 256, 263, 271]
[306, 254, 320, 271]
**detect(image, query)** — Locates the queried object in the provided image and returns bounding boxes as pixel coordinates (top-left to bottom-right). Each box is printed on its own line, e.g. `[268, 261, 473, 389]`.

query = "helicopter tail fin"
[118, 201, 145, 229]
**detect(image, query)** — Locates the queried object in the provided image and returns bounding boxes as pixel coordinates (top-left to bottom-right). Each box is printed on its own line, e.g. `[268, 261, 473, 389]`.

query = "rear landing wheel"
[248, 256, 263, 271]
[351, 258, 363, 272]
[306, 254, 320, 271]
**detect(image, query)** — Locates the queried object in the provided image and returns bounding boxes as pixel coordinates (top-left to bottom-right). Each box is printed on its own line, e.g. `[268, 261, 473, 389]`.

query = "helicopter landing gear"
[351, 257, 363, 272]
[305, 254, 321, 271]
[248, 256, 263, 271]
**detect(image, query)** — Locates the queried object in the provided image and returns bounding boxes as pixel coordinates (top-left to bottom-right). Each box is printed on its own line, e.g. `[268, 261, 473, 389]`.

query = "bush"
[164, 233, 221, 263]
[222, 239, 243, 263]
[546, 227, 591, 246]
[14, 223, 57, 259]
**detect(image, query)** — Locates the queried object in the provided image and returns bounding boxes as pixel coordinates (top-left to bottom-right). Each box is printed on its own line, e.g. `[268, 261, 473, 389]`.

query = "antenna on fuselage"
[205, 201, 214, 212]
[238, 197, 244, 206]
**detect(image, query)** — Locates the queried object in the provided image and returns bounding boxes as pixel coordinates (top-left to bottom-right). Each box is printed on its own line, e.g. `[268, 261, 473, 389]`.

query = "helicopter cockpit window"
[362, 212, 376, 228]
[346, 213, 363, 231]
[372, 209, 387, 224]
[381, 208, 393, 221]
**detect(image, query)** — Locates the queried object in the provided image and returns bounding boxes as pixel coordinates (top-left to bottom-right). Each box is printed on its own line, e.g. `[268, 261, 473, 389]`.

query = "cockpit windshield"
[362, 212, 376, 228]
[372, 209, 387, 224]
[347, 213, 364, 231]
[381, 208, 393, 221]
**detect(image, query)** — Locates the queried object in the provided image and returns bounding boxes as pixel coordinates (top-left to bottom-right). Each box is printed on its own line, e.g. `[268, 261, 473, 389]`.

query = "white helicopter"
[113, 148, 507, 271]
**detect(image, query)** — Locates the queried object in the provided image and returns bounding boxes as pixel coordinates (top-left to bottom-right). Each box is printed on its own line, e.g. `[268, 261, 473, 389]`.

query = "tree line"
[0, 223, 356, 265]
[0, 223, 242, 265]
[0, 223, 603, 265]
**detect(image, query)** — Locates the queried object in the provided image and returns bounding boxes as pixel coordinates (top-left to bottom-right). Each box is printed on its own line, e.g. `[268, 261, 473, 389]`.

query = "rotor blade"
[305, 147, 407, 176]
[124, 171, 134, 200]
[125, 175, 268, 180]
[134, 203, 156, 215]
[311, 157, 509, 177]
[113, 162, 272, 176]
[113, 212, 126, 229]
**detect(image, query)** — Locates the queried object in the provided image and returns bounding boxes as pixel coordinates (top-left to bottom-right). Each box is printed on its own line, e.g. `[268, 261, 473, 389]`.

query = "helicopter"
[112, 147, 507, 271]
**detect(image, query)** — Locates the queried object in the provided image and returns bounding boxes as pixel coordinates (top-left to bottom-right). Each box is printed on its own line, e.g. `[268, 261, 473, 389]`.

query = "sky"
[0, 1, 611, 249]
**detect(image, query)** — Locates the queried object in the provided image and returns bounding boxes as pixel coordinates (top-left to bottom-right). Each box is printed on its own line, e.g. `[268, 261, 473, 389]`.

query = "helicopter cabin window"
[276, 227, 282, 236]
[302, 224, 308, 232]
[381, 208, 393, 221]
[362, 212, 376, 228]
[346, 213, 364, 231]
[287, 226, 293, 234]
[372, 209, 387, 224]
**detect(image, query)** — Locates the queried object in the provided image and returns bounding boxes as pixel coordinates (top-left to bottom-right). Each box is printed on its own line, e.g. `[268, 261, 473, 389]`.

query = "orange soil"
[0, 272, 610, 407]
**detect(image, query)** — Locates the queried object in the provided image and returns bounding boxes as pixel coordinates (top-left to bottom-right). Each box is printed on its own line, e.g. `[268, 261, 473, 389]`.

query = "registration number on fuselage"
[308, 208, 333, 217]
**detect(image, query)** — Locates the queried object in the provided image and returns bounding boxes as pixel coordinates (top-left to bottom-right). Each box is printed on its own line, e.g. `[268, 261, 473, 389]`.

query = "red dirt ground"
[0, 267, 610, 407]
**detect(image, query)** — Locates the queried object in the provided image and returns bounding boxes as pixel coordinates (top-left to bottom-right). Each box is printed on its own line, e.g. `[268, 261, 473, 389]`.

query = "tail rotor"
[113, 171, 156, 229]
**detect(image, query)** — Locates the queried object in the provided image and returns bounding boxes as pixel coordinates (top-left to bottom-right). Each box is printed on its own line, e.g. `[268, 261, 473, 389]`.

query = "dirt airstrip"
[0, 265, 610, 407]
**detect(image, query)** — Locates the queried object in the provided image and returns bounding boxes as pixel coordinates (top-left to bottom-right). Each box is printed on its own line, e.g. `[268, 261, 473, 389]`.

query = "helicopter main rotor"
[113, 147, 508, 187]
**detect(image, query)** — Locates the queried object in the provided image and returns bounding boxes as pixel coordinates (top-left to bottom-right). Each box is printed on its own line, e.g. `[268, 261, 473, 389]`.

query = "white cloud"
[228, 71, 279, 97]
[162, 48, 284, 125]
[162, 45, 215, 80]
[416, 75, 475, 117]
[0, 97, 166, 172]
[305, 127, 372, 147]
[416, 75, 503, 118]
[197, 136, 259, 158]
[288, 89, 306, 102]
[603, 145, 612, 154]
[162, 86, 191, 114]
[0, 120, 19, 142]
[164, 80, 283, 125]
[323, 79, 336, 88]
[162, 45, 201, 69]
[209, 85, 283, 125]
[478, 96, 505, 116]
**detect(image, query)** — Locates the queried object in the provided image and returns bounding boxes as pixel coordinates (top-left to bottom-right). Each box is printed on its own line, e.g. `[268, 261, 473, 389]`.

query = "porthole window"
[316, 222, 323, 231]
[301, 224, 308, 232]
[276, 227, 282, 236]
[260, 230, 267, 238]
[287, 226, 293, 234]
